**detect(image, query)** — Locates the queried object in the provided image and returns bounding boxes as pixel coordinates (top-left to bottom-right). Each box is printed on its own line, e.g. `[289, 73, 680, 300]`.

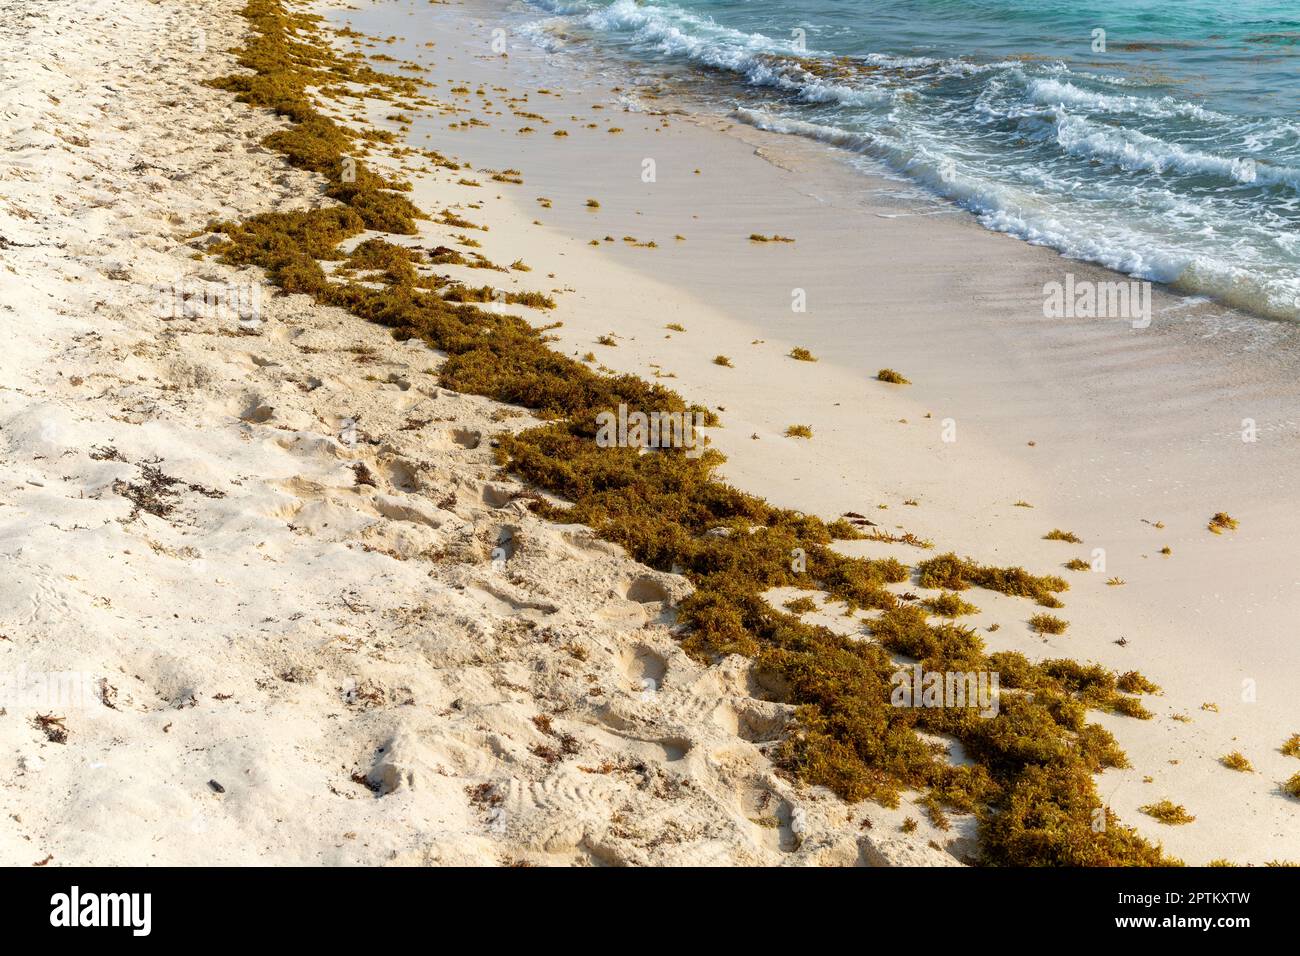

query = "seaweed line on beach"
[203, 0, 1172, 865]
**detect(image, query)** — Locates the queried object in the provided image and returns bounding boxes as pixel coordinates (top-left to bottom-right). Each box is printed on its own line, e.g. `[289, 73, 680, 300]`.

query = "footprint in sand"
[621, 645, 667, 698]
[450, 427, 481, 449]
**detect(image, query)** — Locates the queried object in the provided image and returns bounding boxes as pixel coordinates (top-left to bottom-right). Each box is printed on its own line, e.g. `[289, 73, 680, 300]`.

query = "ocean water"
[517, 0, 1300, 320]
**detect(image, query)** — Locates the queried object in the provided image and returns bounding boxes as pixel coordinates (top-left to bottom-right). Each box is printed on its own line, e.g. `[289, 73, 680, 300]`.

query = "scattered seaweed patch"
[34, 713, 68, 745]
[789, 347, 817, 362]
[860, 528, 934, 549]
[749, 233, 794, 243]
[1029, 613, 1068, 635]
[1111, 697, 1153, 720]
[876, 368, 910, 385]
[712, 355, 733, 368]
[1285, 773, 1300, 799]
[1220, 752, 1254, 772]
[919, 591, 979, 617]
[1116, 671, 1160, 695]
[1208, 512, 1238, 534]
[785, 425, 813, 439]
[1282, 734, 1300, 758]
[1044, 529, 1082, 544]
[1140, 800, 1195, 825]
[917, 553, 1068, 608]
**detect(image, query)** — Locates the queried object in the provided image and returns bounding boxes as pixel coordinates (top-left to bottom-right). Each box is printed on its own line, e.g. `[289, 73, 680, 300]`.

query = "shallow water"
[516, 0, 1300, 320]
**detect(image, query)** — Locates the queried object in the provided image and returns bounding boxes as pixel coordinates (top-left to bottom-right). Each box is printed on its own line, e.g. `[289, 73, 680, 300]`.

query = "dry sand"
[1, 0, 1295, 866]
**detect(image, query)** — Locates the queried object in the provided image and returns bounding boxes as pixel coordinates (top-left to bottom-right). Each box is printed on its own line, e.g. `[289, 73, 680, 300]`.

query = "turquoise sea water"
[518, 0, 1300, 319]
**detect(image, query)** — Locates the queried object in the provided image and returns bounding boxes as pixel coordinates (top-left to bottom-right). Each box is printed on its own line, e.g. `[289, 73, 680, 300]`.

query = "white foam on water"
[517, 0, 1300, 321]
[731, 108, 1300, 320]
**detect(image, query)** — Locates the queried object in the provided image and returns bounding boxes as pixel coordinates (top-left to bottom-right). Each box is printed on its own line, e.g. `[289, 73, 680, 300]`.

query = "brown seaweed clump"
[1208, 512, 1238, 534]
[1043, 529, 1082, 543]
[1220, 752, 1253, 773]
[1140, 800, 1195, 825]
[1285, 773, 1300, 799]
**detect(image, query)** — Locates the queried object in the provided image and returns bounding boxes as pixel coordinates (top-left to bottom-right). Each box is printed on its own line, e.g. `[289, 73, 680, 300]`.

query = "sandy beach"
[2, 0, 1296, 866]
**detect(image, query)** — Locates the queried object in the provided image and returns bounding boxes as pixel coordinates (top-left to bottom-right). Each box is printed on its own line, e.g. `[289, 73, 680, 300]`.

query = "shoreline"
[1, 0, 1295, 866]
[505, 0, 1300, 327]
